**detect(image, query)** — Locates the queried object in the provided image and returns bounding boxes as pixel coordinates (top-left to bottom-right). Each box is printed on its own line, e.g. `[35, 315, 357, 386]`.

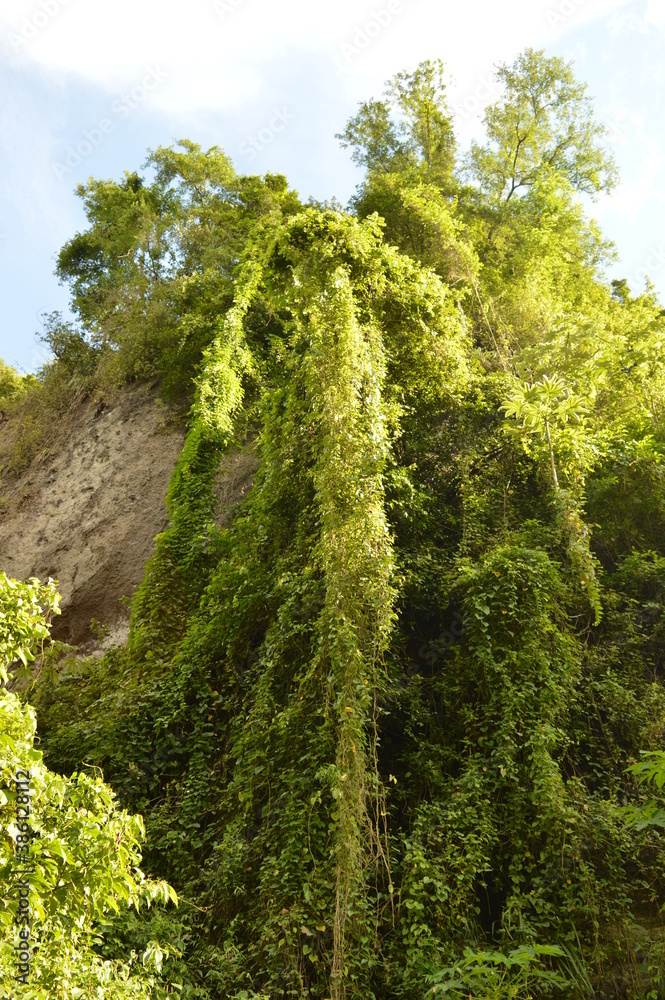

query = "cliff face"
[0, 385, 185, 650]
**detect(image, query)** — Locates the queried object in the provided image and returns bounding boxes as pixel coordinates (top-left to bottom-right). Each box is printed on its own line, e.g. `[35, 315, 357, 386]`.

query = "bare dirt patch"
[0, 384, 185, 649]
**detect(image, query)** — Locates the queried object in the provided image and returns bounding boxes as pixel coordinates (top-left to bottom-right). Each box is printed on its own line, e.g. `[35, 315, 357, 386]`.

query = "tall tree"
[338, 59, 455, 186]
[467, 47, 618, 204]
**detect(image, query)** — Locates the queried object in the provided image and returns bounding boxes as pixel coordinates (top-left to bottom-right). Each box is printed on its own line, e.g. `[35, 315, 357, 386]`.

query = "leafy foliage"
[466, 48, 617, 203]
[0, 361, 35, 413]
[0, 574, 60, 685]
[0, 574, 176, 998]
[15, 47, 665, 1000]
[427, 944, 567, 998]
[624, 753, 665, 830]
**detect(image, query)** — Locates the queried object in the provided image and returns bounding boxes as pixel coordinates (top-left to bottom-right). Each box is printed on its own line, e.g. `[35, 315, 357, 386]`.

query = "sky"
[1, 0, 664, 372]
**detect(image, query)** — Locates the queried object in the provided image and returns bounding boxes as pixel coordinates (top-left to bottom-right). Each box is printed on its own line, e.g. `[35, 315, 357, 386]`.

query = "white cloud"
[0, 0, 636, 122]
[645, 0, 665, 25]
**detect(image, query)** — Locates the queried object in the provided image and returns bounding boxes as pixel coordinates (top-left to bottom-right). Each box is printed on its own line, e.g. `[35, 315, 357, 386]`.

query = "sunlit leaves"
[624, 751, 665, 830]
[0, 573, 60, 686]
[0, 576, 176, 998]
[467, 48, 617, 204]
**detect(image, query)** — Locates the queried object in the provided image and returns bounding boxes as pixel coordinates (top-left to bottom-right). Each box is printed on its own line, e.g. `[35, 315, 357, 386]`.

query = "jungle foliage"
[3, 47, 665, 999]
[0, 574, 177, 999]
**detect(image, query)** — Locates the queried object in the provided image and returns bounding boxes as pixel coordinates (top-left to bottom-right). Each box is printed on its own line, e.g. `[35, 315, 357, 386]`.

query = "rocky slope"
[0, 380, 260, 656]
[0, 385, 185, 650]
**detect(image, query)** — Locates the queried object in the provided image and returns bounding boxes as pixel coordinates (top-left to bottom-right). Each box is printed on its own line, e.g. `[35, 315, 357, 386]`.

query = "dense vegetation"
[0, 575, 176, 997]
[2, 48, 665, 998]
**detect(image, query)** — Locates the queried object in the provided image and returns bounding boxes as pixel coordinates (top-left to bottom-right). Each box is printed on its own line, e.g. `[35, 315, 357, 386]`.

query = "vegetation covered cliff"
[2, 48, 665, 999]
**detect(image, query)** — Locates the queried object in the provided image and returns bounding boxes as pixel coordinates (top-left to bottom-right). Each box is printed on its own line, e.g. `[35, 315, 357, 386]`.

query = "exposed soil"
[0, 384, 262, 657]
[0, 385, 185, 650]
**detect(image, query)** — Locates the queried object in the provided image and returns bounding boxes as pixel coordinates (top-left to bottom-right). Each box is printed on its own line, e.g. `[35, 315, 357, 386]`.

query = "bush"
[0, 315, 102, 475]
[0, 573, 177, 999]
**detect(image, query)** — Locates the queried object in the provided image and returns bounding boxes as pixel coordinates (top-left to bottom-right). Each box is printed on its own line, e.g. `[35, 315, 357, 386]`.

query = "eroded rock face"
[0, 385, 185, 648]
[0, 384, 262, 653]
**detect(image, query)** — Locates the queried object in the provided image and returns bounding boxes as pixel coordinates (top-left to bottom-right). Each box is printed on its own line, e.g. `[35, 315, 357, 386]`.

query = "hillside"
[0, 385, 260, 651]
[1, 49, 665, 1000]
[0, 385, 183, 650]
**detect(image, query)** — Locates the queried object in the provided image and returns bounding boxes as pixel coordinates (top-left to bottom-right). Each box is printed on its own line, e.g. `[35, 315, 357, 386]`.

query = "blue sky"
[1, 0, 664, 372]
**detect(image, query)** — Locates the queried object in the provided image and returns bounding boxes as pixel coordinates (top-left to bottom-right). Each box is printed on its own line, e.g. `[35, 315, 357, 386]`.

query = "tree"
[55, 141, 301, 397]
[337, 59, 455, 185]
[339, 52, 616, 358]
[0, 574, 176, 998]
[335, 99, 404, 175]
[467, 48, 617, 204]
[501, 374, 593, 489]
[0, 362, 35, 416]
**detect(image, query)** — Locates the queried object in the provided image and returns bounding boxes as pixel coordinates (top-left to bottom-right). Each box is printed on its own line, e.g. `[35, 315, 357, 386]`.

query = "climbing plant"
[19, 47, 665, 1000]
